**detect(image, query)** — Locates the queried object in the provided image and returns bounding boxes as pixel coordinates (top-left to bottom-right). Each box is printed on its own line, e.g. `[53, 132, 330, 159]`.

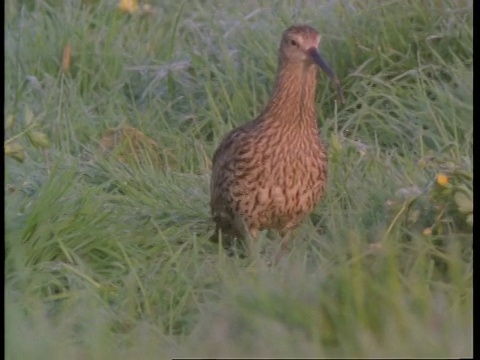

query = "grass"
[5, 0, 472, 358]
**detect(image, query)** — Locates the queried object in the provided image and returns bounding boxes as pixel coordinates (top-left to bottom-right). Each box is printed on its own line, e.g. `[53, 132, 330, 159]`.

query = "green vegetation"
[5, 0, 472, 358]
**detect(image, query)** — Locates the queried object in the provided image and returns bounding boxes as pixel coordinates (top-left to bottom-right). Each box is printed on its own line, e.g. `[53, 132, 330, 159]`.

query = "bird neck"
[261, 62, 319, 132]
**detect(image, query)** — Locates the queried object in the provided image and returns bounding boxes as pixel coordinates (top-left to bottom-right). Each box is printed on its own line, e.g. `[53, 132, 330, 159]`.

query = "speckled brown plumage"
[210, 25, 344, 264]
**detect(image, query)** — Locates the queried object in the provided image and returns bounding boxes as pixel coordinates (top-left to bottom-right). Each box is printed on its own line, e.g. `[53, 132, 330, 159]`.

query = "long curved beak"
[307, 47, 345, 105]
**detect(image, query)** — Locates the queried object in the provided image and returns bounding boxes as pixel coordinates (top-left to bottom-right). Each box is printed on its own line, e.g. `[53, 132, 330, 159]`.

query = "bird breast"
[230, 127, 327, 231]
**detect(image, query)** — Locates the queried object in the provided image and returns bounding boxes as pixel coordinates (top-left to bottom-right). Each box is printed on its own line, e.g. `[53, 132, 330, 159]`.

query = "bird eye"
[290, 39, 298, 47]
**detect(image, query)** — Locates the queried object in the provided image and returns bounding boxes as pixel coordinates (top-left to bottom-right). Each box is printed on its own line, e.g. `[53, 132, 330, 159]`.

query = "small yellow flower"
[423, 227, 432, 236]
[119, 0, 139, 13]
[436, 173, 449, 187]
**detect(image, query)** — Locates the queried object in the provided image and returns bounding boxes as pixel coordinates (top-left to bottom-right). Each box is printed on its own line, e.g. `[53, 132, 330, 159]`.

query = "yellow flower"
[436, 173, 449, 187]
[119, 0, 139, 13]
[423, 227, 432, 236]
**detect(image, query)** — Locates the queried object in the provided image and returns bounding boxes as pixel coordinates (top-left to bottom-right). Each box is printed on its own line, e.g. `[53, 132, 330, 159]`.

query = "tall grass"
[5, 0, 472, 358]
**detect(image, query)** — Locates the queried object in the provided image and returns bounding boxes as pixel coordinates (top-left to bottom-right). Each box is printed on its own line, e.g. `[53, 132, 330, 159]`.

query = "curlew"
[209, 25, 344, 264]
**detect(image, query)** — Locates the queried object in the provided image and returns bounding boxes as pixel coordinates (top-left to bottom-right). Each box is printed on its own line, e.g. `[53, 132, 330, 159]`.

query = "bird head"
[280, 25, 345, 104]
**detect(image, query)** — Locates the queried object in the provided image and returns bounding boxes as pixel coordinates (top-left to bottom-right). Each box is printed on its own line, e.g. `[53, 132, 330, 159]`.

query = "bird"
[209, 24, 344, 265]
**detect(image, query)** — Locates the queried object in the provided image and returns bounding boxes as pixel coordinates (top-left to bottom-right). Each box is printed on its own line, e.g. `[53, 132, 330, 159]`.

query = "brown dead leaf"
[98, 125, 171, 170]
[5, 141, 26, 163]
[62, 43, 72, 73]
